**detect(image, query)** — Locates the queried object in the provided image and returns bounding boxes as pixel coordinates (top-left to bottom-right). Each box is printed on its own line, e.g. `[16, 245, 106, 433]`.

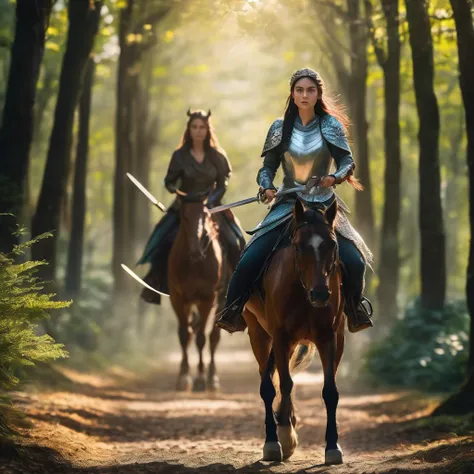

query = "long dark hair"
[283, 72, 362, 190]
[178, 109, 223, 154]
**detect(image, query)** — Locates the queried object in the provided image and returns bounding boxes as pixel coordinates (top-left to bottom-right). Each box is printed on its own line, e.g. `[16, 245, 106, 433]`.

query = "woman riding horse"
[138, 109, 245, 303]
[217, 68, 374, 334]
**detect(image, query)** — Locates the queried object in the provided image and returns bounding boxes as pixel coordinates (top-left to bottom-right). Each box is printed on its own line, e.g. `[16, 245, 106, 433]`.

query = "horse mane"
[292, 208, 334, 234]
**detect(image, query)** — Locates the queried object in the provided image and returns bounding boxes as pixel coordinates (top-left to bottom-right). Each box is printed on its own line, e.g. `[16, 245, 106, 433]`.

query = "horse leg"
[208, 271, 228, 391]
[245, 309, 282, 462]
[172, 297, 193, 391]
[208, 321, 221, 392]
[273, 331, 298, 460]
[335, 326, 345, 372]
[192, 299, 213, 392]
[315, 329, 343, 465]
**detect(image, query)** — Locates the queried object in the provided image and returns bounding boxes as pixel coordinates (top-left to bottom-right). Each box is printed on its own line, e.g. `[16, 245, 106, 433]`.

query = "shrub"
[0, 233, 69, 436]
[364, 299, 469, 392]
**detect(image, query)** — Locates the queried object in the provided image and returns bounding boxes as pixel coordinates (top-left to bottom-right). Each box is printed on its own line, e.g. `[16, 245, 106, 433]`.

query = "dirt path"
[2, 351, 473, 474]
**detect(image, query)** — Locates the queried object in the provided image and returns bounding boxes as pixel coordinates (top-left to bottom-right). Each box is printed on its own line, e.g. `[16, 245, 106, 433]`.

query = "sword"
[126, 173, 167, 212]
[121, 264, 170, 297]
[209, 186, 306, 214]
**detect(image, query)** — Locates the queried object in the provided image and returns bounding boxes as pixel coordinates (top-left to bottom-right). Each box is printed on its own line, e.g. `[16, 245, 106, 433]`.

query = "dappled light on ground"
[3, 356, 473, 473]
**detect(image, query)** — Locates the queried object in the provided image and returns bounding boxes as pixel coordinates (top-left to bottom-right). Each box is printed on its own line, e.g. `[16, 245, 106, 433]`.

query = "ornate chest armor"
[282, 116, 333, 203]
[249, 114, 372, 264]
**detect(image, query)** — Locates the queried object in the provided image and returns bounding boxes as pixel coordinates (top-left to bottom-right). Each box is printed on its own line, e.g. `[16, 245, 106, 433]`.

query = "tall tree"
[135, 55, 158, 250]
[366, 0, 401, 324]
[113, 0, 135, 295]
[65, 58, 95, 298]
[445, 112, 465, 281]
[31, 0, 103, 283]
[347, 0, 375, 247]
[113, 0, 171, 295]
[0, 0, 53, 253]
[312, 0, 375, 246]
[434, 0, 474, 415]
[405, 0, 446, 310]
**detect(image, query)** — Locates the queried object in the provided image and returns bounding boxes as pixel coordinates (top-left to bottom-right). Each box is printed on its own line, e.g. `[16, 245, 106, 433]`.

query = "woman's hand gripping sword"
[208, 180, 322, 215]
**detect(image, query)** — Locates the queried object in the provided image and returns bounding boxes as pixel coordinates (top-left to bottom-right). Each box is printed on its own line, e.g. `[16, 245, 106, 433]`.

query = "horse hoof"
[208, 375, 220, 392]
[176, 375, 192, 391]
[278, 425, 298, 459]
[263, 441, 283, 462]
[325, 445, 343, 465]
[192, 375, 207, 392]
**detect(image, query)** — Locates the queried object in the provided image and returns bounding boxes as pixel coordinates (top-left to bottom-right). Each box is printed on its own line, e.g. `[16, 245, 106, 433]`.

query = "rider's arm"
[257, 148, 281, 191]
[327, 143, 355, 184]
[163, 151, 183, 193]
[207, 151, 231, 207]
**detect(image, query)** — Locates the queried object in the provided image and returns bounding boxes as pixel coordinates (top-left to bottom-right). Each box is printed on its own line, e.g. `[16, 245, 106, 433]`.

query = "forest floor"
[1, 350, 473, 474]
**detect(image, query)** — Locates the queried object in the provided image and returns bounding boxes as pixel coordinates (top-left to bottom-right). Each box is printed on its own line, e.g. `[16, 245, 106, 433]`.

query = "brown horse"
[168, 193, 224, 392]
[243, 198, 345, 465]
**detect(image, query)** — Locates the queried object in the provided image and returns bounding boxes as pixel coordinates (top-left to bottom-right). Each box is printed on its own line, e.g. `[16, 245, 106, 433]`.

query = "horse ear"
[187, 108, 192, 117]
[325, 200, 338, 229]
[294, 198, 306, 223]
[207, 109, 212, 118]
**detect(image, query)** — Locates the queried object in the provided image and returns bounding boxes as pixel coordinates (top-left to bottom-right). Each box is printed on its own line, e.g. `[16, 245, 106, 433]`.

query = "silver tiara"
[290, 68, 320, 87]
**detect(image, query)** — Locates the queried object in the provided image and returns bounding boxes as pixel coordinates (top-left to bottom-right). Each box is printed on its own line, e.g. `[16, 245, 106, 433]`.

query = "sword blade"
[121, 264, 170, 297]
[209, 186, 305, 215]
[126, 173, 166, 212]
[209, 196, 259, 214]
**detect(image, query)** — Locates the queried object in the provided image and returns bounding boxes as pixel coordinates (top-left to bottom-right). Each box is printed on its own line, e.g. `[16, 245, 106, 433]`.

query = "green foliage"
[364, 299, 469, 392]
[0, 233, 69, 436]
[58, 271, 112, 352]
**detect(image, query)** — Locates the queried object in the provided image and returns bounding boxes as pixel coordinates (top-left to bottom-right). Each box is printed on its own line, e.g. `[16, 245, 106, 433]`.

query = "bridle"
[292, 220, 338, 298]
[177, 189, 217, 259]
[183, 211, 218, 258]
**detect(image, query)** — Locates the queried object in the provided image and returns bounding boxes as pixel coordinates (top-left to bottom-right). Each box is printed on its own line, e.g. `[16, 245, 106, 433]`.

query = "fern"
[0, 234, 69, 436]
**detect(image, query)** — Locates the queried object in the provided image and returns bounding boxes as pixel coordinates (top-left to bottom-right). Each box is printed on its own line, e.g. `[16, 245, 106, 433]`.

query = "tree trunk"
[127, 72, 139, 262]
[347, 0, 375, 248]
[23, 63, 58, 228]
[375, 0, 401, 324]
[31, 0, 102, 284]
[133, 51, 156, 335]
[0, 0, 52, 253]
[445, 113, 464, 282]
[405, 0, 446, 310]
[135, 54, 157, 252]
[316, 6, 351, 98]
[33, 65, 56, 143]
[434, 0, 474, 416]
[65, 58, 95, 298]
[314, 1, 373, 246]
[113, 0, 135, 295]
[134, 85, 150, 248]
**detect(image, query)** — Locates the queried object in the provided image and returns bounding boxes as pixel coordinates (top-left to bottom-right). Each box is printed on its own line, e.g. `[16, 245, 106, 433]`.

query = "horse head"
[176, 188, 215, 261]
[292, 198, 338, 308]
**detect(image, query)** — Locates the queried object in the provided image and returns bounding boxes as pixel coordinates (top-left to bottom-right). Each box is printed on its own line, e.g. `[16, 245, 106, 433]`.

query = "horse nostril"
[309, 288, 330, 303]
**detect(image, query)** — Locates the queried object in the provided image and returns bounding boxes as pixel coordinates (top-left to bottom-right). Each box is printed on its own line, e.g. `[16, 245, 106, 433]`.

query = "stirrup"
[359, 296, 373, 318]
[216, 303, 247, 334]
[346, 296, 373, 333]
